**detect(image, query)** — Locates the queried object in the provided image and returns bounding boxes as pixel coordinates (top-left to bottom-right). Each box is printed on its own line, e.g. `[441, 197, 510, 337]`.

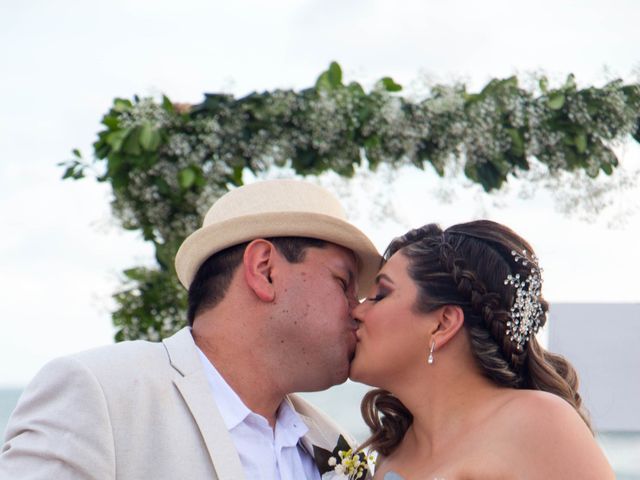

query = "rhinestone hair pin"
[503, 249, 544, 350]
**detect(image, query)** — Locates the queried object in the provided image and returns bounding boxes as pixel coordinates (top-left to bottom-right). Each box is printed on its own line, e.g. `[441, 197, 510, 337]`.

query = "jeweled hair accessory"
[503, 249, 544, 350]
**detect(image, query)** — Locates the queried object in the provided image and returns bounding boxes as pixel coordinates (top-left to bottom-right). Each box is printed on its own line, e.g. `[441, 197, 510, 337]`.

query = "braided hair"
[361, 220, 590, 456]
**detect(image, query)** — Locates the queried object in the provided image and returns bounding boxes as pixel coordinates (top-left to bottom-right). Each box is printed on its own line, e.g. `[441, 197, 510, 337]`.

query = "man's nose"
[351, 300, 365, 321]
[346, 291, 359, 309]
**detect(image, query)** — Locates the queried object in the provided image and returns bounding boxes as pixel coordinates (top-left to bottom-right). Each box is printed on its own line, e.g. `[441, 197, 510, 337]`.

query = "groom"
[0, 179, 380, 479]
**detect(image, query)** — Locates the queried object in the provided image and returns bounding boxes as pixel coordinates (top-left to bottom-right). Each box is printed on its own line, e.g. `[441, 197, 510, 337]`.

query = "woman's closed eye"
[367, 292, 387, 302]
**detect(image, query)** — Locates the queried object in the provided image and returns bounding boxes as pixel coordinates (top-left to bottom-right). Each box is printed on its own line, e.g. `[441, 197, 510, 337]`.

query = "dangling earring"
[427, 340, 435, 365]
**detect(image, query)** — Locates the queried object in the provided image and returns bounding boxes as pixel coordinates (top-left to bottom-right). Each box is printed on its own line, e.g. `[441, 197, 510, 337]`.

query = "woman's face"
[350, 250, 435, 388]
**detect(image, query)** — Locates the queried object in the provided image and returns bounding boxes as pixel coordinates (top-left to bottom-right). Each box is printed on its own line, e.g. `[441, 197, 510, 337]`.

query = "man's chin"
[347, 357, 362, 383]
[299, 374, 348, 393]
[335, 365, 350, 386]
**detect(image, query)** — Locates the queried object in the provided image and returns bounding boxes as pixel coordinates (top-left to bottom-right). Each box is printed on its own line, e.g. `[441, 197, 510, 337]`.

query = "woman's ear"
[431, 305, 465, 350]
[243, 239, 276, 302]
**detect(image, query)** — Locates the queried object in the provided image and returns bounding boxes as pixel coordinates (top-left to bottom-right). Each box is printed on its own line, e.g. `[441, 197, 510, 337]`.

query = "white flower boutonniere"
[313, 435, 374, 479]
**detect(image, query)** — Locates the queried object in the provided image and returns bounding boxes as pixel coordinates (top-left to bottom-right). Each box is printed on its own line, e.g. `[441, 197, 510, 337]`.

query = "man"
[0, 179, 380, 479]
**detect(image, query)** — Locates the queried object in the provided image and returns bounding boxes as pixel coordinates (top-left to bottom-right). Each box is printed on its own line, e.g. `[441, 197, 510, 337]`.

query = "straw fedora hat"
[175, 179, 381, 295]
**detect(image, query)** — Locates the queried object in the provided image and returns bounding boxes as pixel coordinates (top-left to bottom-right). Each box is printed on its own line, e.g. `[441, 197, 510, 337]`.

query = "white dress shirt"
[197, 348, 321, 480]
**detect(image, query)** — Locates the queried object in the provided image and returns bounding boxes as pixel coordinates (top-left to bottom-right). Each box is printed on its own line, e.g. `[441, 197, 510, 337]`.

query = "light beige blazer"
[0, 328, 354, 479]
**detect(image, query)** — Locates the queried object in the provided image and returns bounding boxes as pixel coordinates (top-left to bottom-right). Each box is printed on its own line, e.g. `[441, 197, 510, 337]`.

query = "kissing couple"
[1, 179, 613, 479]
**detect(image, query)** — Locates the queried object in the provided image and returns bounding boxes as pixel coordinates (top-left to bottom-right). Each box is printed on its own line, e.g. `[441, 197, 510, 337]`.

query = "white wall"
[548, 303, 640, 432]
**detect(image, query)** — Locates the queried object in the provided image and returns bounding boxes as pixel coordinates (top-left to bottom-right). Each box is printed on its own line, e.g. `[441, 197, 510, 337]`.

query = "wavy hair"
[361, 220, 590, 456]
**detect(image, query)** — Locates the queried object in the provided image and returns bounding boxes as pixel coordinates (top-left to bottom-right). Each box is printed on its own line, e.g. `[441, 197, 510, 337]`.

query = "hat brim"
[175, 211, 381, 297]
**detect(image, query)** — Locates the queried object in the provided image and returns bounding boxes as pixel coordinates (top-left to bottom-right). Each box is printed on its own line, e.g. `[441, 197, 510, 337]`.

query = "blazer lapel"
[287, 393, 364, 477]
[163, 328, 246, 480]
[286, 394, 346, 473]
[297, 411, 335, 456]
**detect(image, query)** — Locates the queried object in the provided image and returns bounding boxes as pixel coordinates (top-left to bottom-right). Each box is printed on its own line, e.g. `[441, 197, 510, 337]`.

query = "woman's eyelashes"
[367, 289, 388, 302]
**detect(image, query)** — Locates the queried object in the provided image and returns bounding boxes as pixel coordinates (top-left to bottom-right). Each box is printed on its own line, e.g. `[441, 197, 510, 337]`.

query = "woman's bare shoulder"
[495, 389, 591, 444]
[491, 389, 614, 479]
[500, 389, 578, 420]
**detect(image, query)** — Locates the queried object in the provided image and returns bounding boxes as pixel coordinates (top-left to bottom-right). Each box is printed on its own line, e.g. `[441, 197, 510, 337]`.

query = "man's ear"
[431, 305, 465, 351]
[243, 239, 277, 302]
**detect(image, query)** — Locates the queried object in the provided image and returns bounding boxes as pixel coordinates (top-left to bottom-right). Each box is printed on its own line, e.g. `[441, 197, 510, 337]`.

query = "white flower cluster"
[118, 98, 171, 130]
[321, 448, 372, 480]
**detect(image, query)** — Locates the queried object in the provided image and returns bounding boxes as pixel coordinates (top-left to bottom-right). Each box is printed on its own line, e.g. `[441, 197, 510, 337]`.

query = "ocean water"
[2, 385, 638, 477]
[0, 389, 22, 440]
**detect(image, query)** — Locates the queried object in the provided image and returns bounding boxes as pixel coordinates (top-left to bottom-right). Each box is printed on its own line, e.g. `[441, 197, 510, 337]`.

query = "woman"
[350, 220, 614, 479]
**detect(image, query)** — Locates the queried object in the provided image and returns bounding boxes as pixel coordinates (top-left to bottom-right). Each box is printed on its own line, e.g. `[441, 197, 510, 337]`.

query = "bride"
[350, 220, 614, 479]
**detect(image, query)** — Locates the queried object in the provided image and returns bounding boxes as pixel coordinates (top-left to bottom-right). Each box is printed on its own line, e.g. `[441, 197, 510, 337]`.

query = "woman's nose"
[352, 299, 366, 320]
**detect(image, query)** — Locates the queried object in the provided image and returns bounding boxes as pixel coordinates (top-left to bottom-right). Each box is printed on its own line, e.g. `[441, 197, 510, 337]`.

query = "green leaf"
[380, 77, 402, 92]
[539, 76, 549, 93]
[105, 128, 130, 152]
[94, 141, 111, 159]
[60, 162, 84, 180]
[178, 167, 196, 189]
[327, 62, 342, 88]
[492, 76, 518, 92]
[632, 118, 640, 143]
[315, 72, 331, 91]
[466, 157, 505, 192]
[601, 162, 613, 175]
[507, 129, 525, 157]
[463, 92, 483, 105]
[139, 123, 153, 150]
[347, 81, 365, 96]
[194, 93, 234, 114]
[139, 122, 161, 151]
[574, 133, 587, 153]
[72, 148, 82, 159]
[564, 73, 577, 91]
[479, 77, 516, 96]
[586, 166, 599, 178]
[563, 149, 580, 169]
[102, 115, 119, 129]
[548, 92, 565, 110]
[148, 129, 161, 150]
[122, 127, 142, 156]
[161, 94, 174, 113]
[123, 267, 144, 280]
[230, 166, 244, 186]
[113, 98, 132, 112]
[315, 62, 343, 91]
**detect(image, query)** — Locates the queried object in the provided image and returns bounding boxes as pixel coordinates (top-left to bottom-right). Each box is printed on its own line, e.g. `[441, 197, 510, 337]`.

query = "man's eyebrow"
[375, 273, 393, 284]
[329, 262, 355, 283]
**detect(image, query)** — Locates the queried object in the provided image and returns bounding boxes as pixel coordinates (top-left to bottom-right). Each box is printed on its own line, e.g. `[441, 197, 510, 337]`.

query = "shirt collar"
[196, 347, 251, 430]
[275, 397, 309, 448]
[196, 347, 310, 445]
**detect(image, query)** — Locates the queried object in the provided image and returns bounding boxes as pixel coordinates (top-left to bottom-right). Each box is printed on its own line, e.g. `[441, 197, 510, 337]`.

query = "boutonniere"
[313, 434, 374, 479]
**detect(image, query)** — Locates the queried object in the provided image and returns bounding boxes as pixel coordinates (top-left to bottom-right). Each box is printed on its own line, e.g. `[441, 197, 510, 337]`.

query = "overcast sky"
[1, 0, 639, 387]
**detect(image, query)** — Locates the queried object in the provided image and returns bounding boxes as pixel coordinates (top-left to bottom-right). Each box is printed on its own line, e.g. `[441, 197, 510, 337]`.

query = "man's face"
[272, 242, 359, 391]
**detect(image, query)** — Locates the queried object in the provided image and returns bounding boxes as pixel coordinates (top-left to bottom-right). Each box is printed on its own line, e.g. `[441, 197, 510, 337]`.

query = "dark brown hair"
[187, 237, 326, 325]
[361, 220, 590, 456]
